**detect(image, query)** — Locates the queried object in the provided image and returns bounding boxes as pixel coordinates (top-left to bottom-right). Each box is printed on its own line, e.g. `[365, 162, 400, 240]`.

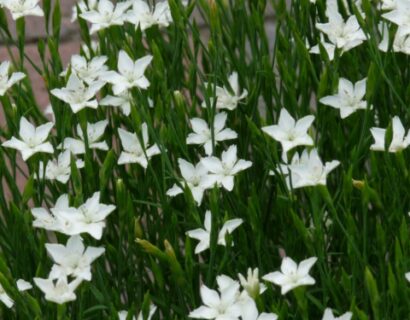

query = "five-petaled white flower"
[37, 150, 84, 184]
[189, 276, 242, 319]
[315, 2, 366, 53]
[370, 116, 410, 152]
[117, 123, 160, 168]
[2, 0, 44, 20]
[102, 50, 153, 95]
[166, 159, 214, 206]
[262, 108, 315, 155]
[51, 73, 105, 113]
[46, 235, 105, 281]
[80, 0, 133, 34]
[0, 61, 25, 96]
[125, 0, 172, 31]
[61, 55, 108, 85]
[322, 308, 353, 320]
[187, 112, 238, 155]
[186, 210, 243, 254]
[285, 149, 340, 189]
[52, 192, 116, 240]
[58, 120, 109, 155]
[203, 72, 248, 111]
[2, 116, 54, 161]
[201, 145, 252, 191]
[319, 78, 368, 119]
[33, 276, 82, 304]
[32, 192, 115, 240]
[262, 256, 317, 295]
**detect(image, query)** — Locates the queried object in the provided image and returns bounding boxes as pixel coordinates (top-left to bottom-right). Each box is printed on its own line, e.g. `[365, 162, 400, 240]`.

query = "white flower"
[58, 120, 109, 155]
[322, 308, 353, 320]
[125, 0, 172, 31]
[203, 72, 248, 111]
[37, 150, 84, 184]
[286, 149, 340, 189]
[102, 50, 153, 95]
[238, 268, 267, 299]
[46, 235, 105, 281]
[2, 116, 54, 161]
[31, 192, 115, 240]
[51, 73, 105, 113]
[80, 0, 133, 34]
[201, 145, 252, 191]
[189, 276, 242, 319]
[370, 116, 410, 152]
[262, 256, 317, 295]
[405, 272, 410, 282]
[316, 3, 366, 53]
[0, 283, 13, 308]
[33, 277, 81, 304]
[61, 55, 108, 85]
[117, 123, 160, 168]
[166, 159, 214, 206]
[100, 91, 132, 116]
[319, 78, 368, 119]
[262, 108, 315, 155]
[0, 61, 25, 96]
[186, 210, 243, 254]
[187, 112, 238, 155]
[53, 191, 116, 240]
[31, 194, 70, 232]
[2, 0, 43, 20]
[16, 279, 32, 292]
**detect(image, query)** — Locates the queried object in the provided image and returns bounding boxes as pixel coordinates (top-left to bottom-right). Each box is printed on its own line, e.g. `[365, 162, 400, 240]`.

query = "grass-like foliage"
[0, 0, 409, 319]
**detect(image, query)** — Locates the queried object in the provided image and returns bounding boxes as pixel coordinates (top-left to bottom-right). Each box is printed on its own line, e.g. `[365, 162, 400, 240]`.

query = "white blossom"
[33, 277, 82, 304]
[319, 78, 368, 119]
[263, 256, 317, 295]
[37, 150, 84, 184]
[102, 50, 153, 95]
[51, 73, 105, 113]
[80, 0, 133, 34]
[262, 108, 315, 155]
[201, 145, 252, 191]
[285, 149, 340, 189]
[203, 72, 248, 111]
[186, 210, 243, 254]
[2, 0, 43, 20]
[166, 159, 214, 206]
[61, 55, 108, 85]
[2, 116, 54, 161]
[125, 0, 172, 31]
[58, 120, 109, 155]
[370, 116, 410, 152]
[117, 123, 160, 168]
[46, 235, 105, 281]
[187, 112, 237, 155]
